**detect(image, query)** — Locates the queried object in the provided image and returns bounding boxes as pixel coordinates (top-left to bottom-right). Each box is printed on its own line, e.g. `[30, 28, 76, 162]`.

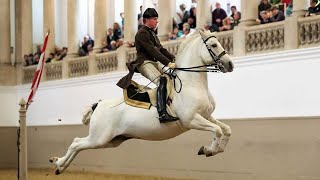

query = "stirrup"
[159, 113, 179, 123]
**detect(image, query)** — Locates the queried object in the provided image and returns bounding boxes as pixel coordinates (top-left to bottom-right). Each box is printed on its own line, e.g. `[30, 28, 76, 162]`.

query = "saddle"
[123, 76, 177, 117]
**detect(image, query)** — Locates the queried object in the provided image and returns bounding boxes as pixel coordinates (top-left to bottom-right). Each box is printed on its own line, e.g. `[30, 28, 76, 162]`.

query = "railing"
[298, 15, 320, 48]
[216, 30, 234, 55]
[96, 51, 118, 73]
[20, 16, 320, 84]
[245, 21, 285, 54]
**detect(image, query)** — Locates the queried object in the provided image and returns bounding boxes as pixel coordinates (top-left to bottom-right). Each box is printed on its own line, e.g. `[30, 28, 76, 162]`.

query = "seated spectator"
[28, 54, 34, 65]
[102, 28, 113, 52]
[258, 0, 272, 21]
[219, 17, 234, 32]
[233, 11, 241, 26]
[32, 54, 40, 65]
[187, 17, 196, 29]
[212, 2, 227, 28]
[177, 3, 190, 30]
[305, 0, 320, 17]
[59, 47, 68, 60]
[179, 23, 195, 39]
[51, 52, 61, 63]
[46, 53, 54, 63]
[270, 5, 285, 22]
[24, 54, 32, 66]
[256, 11, 272, 24]
[113, 22, 123, 41]
[79, 35, 94, 56]
[168, 26, 182, 40]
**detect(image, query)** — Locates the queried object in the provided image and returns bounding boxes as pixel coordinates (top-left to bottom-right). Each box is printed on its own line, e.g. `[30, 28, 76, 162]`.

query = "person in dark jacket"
[258, 0, 272, 21]
[305, 0, 320, 17]
[270, 5, 285, 22]
[117, 8, 178, 123]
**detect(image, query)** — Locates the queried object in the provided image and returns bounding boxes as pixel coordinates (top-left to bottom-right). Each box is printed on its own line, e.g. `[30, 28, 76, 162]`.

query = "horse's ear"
[198, 28, 206, 37]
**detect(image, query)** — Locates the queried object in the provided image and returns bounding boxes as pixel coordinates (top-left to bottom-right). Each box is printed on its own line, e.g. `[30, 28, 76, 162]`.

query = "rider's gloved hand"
[168, 62, 176, 69]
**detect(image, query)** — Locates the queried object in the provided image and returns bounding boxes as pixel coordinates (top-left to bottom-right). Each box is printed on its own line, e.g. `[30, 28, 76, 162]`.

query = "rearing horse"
[50, 29, 234, 174]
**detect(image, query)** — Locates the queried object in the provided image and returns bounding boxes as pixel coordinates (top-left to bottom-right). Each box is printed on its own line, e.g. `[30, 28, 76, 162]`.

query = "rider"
[117, 8, 179, 123]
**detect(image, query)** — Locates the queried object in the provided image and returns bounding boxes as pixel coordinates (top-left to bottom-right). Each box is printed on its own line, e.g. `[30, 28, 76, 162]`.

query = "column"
[43, 0, 55, 53]
[106, 0, 115, 29]
[94, 0, 107, 50]
[197, 0, 211, 29]
[67, 0, 78, 55]
[285, 0, 309, 50]
[0, 0, 11, 65]
[15, 0, 33, 64]
[233, 0, 258, 56]
[124, 0, 138, 42]
[157, 0, 175, 41]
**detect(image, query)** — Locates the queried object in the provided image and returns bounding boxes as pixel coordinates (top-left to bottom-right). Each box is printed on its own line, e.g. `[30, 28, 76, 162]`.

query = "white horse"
[50, 29, 234, 174]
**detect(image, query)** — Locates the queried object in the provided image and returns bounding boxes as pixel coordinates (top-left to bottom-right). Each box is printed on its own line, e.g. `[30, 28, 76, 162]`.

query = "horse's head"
[198, 29, 234, 73]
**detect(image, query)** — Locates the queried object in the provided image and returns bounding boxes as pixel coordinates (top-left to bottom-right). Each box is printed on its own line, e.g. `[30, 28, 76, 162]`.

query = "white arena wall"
[1, 47, 320, 180]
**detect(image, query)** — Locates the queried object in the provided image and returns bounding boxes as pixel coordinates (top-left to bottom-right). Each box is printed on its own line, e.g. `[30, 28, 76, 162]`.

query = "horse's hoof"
[49, 157, 58, 164]
[55, 169, 61, 175]
[198, 146, 205, 155]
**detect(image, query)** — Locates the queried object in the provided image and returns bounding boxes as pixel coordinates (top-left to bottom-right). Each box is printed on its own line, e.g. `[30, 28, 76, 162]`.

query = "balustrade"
[298, 15, 320, 48]
[245, 22, 285, 54]
[96, 51, 118, 73]
[20, 16, 320, 84]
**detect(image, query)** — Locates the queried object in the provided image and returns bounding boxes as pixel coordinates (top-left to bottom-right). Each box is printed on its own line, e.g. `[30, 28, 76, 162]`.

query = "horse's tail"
[82, 102, 99, 125]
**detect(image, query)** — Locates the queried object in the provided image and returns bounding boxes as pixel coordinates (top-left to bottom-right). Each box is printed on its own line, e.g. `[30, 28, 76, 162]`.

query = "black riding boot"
[157, 76, 179, 123]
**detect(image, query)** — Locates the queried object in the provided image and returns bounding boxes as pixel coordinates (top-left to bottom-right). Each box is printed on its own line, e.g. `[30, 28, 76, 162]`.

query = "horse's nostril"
[229, 62, 234, 71]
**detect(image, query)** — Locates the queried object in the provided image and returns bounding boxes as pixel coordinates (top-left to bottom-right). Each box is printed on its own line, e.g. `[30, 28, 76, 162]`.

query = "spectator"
[168, 26, 182, 40]
[219, 17, 234, 32]
[179, 23, 195, 39]
[46, 53, 54, 63]
[230, 6, 241, 20]
[212, 2, 227, 30]
[51, 52, 61, 63]
[120, 12, 124, 28]
[28, 54, 34, 65]
[33, 54, 40, 65]
[177, 4, 190, 30]
[270, 5, 285, 22]
[102, 28, 114, 52]
[138, 5, 142, 20]
[59, 47, 68, 60]
[138, 16, 144, 29]
[113, 22, 122, 41]
[305, 0, 320, 17]
[79, 35, 94, 56]
[34, 45, 42, 57]
[233, 11, 241, 26]
[256, 10, 271, 24]
[286, 1, 293, 16]
[189, 5, 197, 28]
[258, 0, 272, 20]
[24, 54, 32, 66]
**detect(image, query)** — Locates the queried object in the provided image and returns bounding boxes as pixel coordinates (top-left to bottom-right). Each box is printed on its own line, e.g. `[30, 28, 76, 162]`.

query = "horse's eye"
[212, 44, 217, 48]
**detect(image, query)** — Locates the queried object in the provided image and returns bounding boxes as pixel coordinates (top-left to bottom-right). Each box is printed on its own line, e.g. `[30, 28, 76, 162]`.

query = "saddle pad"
[123, 82, 152, 109]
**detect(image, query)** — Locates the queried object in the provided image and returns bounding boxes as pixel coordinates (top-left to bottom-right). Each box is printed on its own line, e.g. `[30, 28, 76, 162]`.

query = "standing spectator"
[120, 12, 125, 28]
[230, 6, 241, 20]
[34, 45, 42, 57]
[189, 5, 197, 28]
[177, 4, 190, 30]
[137, 5, 143, 20]
[212, 2, 227, 30]
[102, 28, 113, 52]
[258, 0, 272, 20]
[270, 5, 285, 22]
[305, 0, 320, 17]
[138, 16, 144, 30]
[286, 1, 293, 16]
[113, 22, 122, 41]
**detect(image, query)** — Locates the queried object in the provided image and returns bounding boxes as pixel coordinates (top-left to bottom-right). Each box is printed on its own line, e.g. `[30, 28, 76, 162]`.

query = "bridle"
[174, 35, 228, 73]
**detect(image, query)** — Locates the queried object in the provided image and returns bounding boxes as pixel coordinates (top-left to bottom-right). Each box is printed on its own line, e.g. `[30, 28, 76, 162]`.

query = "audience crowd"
[24, 0, 320, 66]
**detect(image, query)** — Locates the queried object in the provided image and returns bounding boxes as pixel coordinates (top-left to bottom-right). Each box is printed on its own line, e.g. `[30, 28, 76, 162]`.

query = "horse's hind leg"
[208, 116, 232, 153]
[50, 134, 114, 174]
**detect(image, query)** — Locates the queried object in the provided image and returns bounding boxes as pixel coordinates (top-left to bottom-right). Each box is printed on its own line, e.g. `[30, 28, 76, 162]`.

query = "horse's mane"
[176, 32, 200, 57]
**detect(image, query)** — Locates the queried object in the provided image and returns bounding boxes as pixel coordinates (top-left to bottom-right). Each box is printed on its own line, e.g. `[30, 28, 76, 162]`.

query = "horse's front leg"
[187, 113, 223, 157]
[208, 116, 231, 153]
